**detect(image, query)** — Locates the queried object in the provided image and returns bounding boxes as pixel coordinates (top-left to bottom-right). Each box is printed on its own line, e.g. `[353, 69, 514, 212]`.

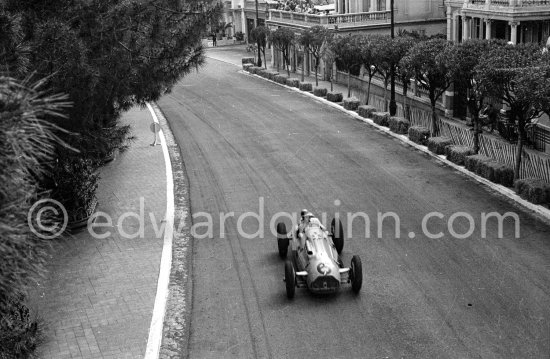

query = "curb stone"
[149, 104, 194, 359]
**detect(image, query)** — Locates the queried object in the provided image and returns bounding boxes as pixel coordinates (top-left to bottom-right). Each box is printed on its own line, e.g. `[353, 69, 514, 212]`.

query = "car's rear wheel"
[350, 255, 363, 294]
[331, 218, 344, 254]
[277, 222, 289, 258]
[284, 260, 296, 299]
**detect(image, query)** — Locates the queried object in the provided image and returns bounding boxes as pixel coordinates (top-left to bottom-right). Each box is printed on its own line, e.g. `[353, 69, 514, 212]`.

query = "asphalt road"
[157, 54, 550, 359]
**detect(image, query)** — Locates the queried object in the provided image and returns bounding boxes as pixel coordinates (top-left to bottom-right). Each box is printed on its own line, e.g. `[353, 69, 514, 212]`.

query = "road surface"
[157, 53, 550, 359]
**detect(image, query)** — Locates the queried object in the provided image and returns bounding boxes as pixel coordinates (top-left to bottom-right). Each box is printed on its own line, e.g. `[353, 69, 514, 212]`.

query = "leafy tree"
[0, 76, 70, 357]
[298, 25, 332, 86]
[448, 39, 496, 153]
[269, 27, 295, 76]
[357, 34, 378, 105]
[393, 35, 417, 119]
[1, 0, 221, 218]
[250, 26, 270, 68]
[400, 38, 455, 135]
[369, 35, 395, 111]
[331, 34, 362, 97]
[477, 42, 547, 180]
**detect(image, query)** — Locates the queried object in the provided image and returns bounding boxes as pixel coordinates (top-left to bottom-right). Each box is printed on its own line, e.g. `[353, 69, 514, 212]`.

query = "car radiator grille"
[310, 276, 340, 290]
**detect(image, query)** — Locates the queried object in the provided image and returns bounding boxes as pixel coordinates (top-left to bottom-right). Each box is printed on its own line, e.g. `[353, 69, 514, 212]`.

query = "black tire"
[331, 218, 344, 254]
[284, 260, 296, 299]
[277, 222, 289, 258]
[350, 255, 363, 294]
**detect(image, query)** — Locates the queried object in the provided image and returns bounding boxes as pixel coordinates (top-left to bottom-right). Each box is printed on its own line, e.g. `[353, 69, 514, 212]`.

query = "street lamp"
[389, 0, 397, 116]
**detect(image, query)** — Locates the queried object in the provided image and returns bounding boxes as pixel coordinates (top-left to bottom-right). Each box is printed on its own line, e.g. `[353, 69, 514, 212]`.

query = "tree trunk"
[366, 76, 372, 105]
[301, 50, 304, 82]
[347, 69, 351, 98]
[514, 121, 525, 181]
[383, 78, 388, 112]
[263, 49, 267, 69]
[473, 116, 480, 154]
[315, 64, 318, 86]
[431, 100, 439, 137]
[257, 41, 262, 67]
[402, 84, 409, 120]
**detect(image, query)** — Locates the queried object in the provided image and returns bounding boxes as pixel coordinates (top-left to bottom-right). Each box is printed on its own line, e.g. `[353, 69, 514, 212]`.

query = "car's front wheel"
[277, 222, 289, 258]
[350, 255, 362, 294]
[284, 260, 296, 299]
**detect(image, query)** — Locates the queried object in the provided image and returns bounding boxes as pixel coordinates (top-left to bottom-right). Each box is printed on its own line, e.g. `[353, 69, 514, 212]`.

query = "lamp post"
[389, 0, 397, 116]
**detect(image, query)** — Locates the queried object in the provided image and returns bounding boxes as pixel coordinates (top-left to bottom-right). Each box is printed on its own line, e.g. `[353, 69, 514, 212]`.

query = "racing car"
[276, 210, 362, 299]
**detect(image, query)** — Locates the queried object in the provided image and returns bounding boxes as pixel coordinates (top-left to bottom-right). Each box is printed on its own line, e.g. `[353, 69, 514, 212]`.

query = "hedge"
[313, 87, 327, 97]
[357, 105, 377, 118]
[243, 63, 253, 72]
[286, 78, 300, 88]
[274, 74, 288, 84]
[343, 97, 360, 111]
[465, 155, 514, 187]
[326, 91, 343, 102]
[257, 69, 268, 77]
[514, 178, 550, 204]
[445, 145, 474, 166]
[389, 116, 410, 135]
[242, 57, 255, 65]
[299, 82, 313, 91]
[248, 66, 261, 74]
[371, 112, 390, 127]
[408, 126, 430, 145]
[427, 136, 453, 155]
[266, 71, 279, 80]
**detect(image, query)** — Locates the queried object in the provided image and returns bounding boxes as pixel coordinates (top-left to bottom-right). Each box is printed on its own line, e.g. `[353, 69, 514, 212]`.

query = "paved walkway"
[30, 106, 166, 359]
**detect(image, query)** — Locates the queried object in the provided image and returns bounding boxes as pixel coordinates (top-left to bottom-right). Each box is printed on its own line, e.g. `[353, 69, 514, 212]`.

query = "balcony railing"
[268, 10, 390, 28]
[467, 0, 550, 6]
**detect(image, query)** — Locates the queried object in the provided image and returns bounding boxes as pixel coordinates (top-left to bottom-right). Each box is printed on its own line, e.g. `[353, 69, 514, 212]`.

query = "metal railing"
[467, 0, 550, 6]
[268, 10, 390, 28]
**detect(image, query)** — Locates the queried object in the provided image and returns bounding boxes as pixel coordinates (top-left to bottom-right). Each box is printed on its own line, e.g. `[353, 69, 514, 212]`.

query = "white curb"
[144, 102, 175, 359]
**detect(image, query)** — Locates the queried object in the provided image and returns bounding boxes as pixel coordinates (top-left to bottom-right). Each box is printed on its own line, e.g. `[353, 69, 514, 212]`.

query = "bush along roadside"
[240, 57, 550, 209]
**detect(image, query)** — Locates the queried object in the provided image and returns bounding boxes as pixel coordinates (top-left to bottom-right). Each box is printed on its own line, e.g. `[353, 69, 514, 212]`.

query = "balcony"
[267, 10, 390, 29]
[463, 0, 550, 18]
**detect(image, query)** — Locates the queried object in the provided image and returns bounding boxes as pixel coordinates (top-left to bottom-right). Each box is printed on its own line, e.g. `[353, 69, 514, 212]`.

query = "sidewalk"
[29, 106, 167, 359]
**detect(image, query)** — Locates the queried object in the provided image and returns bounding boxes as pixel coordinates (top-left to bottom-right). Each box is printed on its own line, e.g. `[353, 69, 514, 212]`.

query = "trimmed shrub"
[389, 116, 410, 135]
[408, 126, 430, 145]
[357, 105, 377, 118]
[445, 145, 474, 166]
[343, 97, 360, 111]
[371, 112, 390, 127]
[274, 74, 288, 84]
[257, 69, 268, 77]
[427, 136, 453, 155]
[326, 91, 343, 102]
[242, 57, 255, 65]
[313, 87, 327, 97]
[299, 82, 313, 91]
[286, 78, 300, 88]
[267, 71, 279, 80]
[514, 178, 550, 204]
[243, 63, 253, 72]
[248, 66, 260, 74]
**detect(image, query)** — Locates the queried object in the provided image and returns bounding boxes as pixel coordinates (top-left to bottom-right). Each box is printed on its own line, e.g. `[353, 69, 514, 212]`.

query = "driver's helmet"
[304, 211, 314, 219]
[300, 209, 308, 217]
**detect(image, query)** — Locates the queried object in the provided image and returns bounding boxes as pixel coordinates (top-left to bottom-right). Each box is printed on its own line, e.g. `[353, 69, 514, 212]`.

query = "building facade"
[446, 0, 550, 44]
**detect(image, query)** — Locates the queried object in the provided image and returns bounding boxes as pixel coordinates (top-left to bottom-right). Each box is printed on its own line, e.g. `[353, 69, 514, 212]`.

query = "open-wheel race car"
[276, 210, 362, 299]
